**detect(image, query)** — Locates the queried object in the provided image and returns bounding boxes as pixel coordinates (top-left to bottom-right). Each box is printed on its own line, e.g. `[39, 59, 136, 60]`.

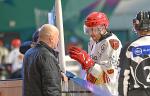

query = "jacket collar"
[37, 41, 59, 58]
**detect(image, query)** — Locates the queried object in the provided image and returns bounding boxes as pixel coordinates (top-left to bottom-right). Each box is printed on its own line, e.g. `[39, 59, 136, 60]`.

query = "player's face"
[90, 31, 102, 42]
[84, 25, 103, 42]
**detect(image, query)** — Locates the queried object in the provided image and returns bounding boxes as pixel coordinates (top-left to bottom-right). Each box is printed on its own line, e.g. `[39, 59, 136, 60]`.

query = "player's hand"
[68, 46, 94, 71]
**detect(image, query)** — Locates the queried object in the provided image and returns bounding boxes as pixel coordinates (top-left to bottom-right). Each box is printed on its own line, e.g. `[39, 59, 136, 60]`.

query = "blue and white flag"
[48, 6, 55, 25]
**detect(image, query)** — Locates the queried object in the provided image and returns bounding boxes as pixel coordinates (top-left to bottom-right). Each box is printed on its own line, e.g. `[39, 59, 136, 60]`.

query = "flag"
[48, 6, 56, 25]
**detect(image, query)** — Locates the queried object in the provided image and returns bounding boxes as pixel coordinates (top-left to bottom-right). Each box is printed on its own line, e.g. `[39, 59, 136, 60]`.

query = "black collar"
[97, 31, 112, 43]
[36, 41, 59, 58]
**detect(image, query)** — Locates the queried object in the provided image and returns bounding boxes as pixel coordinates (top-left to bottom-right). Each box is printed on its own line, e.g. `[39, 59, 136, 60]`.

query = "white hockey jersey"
[87, 32, 122, 96]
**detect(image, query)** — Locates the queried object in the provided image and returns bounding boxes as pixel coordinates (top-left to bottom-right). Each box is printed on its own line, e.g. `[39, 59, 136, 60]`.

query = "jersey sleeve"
[118, 43, 131, 96]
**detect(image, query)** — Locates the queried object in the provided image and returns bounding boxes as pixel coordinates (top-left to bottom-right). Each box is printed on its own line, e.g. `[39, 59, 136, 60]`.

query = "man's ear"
[48, 36, 52, 43]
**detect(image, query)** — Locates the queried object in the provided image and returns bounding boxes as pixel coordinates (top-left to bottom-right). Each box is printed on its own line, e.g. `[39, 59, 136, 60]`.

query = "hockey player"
[69, 11, 122, 96]
[118, 11, 150, 96]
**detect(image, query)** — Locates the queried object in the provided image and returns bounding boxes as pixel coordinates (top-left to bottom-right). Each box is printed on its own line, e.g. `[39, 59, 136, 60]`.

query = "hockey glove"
[68, 46, 94, 71]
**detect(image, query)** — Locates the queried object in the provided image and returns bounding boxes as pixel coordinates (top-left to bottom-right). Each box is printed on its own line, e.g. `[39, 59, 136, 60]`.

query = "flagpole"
[55, 0, 68, 94]
[55, 0, 66, 72]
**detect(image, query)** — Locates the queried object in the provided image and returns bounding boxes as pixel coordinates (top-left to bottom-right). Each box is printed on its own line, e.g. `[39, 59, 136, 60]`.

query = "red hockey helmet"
[84, 12, 109, 28]
[84, 12, 109, 35]
[11, 38, 21, 48]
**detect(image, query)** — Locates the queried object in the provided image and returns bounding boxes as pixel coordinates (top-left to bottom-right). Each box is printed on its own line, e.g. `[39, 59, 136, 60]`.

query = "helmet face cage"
[133, 11, 150, 32]
[83, 25, 103, 35]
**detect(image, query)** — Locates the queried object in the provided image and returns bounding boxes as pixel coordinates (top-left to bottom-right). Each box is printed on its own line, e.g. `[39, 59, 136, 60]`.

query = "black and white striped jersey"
[118, 35, 150, 96]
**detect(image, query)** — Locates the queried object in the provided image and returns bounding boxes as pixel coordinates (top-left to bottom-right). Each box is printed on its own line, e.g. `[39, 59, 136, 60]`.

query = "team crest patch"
[107, 69, 114, 74]
[109, 39, 119, 50]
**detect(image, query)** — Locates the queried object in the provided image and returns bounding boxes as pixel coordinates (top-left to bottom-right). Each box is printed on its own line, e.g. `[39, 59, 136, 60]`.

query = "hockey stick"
[65, 71, 112, 96]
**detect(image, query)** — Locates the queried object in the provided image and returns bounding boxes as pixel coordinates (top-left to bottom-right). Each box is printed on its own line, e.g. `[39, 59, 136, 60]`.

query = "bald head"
[39, 24, 59, 38]
[38, 24, 59, 48]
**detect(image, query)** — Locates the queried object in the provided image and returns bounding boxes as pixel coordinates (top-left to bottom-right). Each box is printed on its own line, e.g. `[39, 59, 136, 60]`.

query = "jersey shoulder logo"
[109, 39, 119, 50]
[132, 45, 150, 57]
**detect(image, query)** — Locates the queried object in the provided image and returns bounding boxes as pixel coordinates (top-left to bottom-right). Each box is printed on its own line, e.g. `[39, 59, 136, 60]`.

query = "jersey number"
[144, 66, 150, 82]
